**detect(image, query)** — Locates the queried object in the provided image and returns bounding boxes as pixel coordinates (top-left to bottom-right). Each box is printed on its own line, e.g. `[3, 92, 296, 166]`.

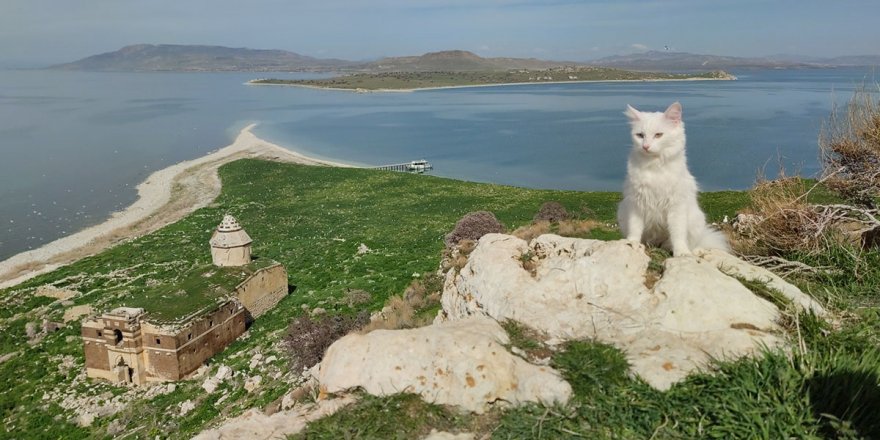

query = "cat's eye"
[654, 133, 664, 139]
[636, 133, 645, 139]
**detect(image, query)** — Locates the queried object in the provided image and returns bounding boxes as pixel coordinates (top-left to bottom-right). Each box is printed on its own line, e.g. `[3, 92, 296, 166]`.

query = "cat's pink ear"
[664, 102, 682, 123]
[624, 105, 640, 121]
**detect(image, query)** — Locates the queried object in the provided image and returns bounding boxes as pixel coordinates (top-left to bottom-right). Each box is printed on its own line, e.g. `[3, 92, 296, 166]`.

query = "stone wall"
[81, 323, 109, 371]
[235, 264, 288, 319]
[163, 301, 247, 378]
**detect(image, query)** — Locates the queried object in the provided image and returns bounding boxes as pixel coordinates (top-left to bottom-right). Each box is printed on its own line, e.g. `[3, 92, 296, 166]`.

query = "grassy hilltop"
[1, 160, 878, 439]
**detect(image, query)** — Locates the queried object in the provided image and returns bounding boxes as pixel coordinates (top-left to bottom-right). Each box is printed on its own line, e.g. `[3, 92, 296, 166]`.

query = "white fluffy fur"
[617, 102, 729, 256]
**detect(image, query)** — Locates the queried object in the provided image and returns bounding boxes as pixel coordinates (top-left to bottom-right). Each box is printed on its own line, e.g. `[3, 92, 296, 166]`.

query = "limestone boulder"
[438, 234, 826, 390]
[695, 248, 827, 315]
[193, 396, 356, 440]
[423, 431, 475, 440]
[317, 316, 571, 413]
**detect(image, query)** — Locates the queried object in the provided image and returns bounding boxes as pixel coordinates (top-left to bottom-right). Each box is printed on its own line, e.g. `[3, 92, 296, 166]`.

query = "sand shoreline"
[0, 124, 351, 289]
[246, 75, 736, 93]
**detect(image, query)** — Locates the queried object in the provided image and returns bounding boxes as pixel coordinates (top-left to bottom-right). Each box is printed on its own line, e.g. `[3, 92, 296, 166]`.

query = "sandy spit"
[0, 124, 351, 289]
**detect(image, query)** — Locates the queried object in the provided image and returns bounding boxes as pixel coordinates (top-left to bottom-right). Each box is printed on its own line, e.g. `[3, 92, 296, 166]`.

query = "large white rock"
[318, 316, 571, 413]
[438, 234, 826, 390]
[695, 248, 827, 315]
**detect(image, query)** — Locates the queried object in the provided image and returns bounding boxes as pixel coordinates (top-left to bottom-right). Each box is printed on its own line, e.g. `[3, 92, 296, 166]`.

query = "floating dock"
[371, 159, 434, 173]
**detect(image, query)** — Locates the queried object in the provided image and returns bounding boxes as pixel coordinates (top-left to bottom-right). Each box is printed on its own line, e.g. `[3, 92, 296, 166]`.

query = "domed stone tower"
[210, 215, 252, 267]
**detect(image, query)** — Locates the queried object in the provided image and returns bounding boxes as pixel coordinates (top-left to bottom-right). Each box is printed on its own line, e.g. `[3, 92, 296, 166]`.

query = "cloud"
[631, 43, 649, 51]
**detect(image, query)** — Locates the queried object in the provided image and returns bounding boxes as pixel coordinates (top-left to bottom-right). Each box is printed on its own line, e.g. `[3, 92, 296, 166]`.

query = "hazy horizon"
[2, 0, 879, 68]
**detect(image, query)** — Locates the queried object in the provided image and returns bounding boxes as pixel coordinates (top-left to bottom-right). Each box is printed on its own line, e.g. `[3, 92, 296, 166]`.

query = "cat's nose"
[642, 144, 650, 151]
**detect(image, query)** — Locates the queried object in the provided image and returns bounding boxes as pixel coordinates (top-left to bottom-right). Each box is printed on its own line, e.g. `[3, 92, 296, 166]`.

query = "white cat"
[617, 102, 729, 256]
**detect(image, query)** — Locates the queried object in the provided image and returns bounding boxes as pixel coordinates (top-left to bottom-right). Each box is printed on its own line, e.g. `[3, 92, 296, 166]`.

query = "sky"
[1, 0, 878, 67]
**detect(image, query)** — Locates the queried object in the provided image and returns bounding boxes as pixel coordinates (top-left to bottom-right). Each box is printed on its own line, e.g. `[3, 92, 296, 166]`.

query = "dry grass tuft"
[512, 219, 598, 242]
[557, 219, 600, 238]
[361, 276, 443, 333]
[342, 289, 372, 308]
[440, 239, 477, 274]
[821, 85, 880, 206]
[512, 221, 551, 241]
[738, 175, 824, 254]
[736, 173, 880, 255]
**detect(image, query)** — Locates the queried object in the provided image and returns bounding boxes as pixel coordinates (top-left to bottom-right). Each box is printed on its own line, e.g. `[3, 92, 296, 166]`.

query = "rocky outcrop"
[318, 316, 571, 413]
[437, 234, 825, 390]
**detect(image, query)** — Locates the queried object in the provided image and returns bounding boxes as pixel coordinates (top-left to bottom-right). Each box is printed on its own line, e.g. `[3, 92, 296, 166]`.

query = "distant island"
[248, 68, 737, 92]
[49, 44, 880, 73]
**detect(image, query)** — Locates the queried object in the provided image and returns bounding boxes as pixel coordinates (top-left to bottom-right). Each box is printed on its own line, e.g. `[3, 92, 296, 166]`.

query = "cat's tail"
[694, 225, 731, 253]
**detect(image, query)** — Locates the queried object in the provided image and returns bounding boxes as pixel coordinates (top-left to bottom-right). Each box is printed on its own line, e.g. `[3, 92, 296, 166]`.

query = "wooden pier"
[371, 160, 433, 173]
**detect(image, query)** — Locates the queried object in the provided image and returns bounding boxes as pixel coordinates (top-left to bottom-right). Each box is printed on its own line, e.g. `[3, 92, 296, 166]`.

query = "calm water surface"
[0, 68, 874, 259]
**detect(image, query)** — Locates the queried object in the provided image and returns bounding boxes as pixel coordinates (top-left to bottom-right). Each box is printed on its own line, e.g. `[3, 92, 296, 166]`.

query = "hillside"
[2, 159, 879, 438]
[49, 45, 573, 73]
[822, 54, 880, 66]
[364, 50, 576, 72]
[591, 50, 816, 71]
[49, 44, 352, 72]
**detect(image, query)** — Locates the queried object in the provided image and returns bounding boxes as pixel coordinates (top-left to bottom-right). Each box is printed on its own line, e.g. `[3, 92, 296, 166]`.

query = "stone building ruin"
[82, 215, 288, 385]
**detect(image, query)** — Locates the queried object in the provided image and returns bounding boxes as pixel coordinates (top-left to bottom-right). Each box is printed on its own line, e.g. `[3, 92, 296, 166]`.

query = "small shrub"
[284, 312, 369, 370]
[533, 201, 570, 223]
[444, 211, 504, 247]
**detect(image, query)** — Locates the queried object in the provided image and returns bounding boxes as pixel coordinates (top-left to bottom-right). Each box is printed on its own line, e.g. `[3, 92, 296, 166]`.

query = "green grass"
[1, 159, 878, 439]
[728, 272, 794, 310]
[107, 258, 280, 323]
[290, 393, 476, 439]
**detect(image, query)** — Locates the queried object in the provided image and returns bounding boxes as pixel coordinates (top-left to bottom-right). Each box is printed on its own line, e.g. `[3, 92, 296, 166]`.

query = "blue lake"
[0, 67, 874, 259]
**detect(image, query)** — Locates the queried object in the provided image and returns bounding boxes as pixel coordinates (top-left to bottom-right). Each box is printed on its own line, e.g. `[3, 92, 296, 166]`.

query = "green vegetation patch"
[252, 68, 733, 90]
[292, 393, 475, 439]
[107, 258, 279, 323]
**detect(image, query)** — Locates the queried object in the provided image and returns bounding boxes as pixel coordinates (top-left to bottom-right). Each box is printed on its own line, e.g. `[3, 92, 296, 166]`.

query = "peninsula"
[248, 68, 736, 91]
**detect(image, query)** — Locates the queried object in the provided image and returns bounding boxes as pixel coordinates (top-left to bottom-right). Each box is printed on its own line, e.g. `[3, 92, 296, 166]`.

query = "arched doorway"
[113, 356, 132, 383]
[113, 329, 123, 345]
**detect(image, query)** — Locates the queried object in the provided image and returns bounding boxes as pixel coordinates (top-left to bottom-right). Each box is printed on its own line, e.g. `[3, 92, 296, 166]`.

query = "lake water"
[0, 67, 874, 260]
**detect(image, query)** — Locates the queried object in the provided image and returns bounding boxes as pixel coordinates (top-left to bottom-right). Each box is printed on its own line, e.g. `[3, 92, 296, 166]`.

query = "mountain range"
[50, 44, 350, 72]
[51, 44, 880, 72]
[591, 50, 880, 71]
